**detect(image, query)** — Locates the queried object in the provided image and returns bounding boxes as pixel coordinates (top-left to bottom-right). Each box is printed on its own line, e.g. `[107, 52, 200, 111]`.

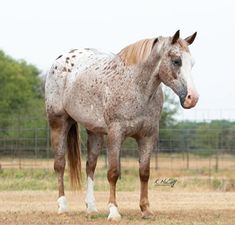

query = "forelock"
[177, 39, 190, 52]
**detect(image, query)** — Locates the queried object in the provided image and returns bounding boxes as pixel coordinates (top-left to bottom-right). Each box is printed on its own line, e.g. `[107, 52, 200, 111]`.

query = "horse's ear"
[171, 30, 180, 44]
[152, 38, 158, 49]
[185, 32, 197, 45]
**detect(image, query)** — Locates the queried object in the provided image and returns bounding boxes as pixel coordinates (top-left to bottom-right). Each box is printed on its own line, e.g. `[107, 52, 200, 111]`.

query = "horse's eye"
[172, 58, 182, 67]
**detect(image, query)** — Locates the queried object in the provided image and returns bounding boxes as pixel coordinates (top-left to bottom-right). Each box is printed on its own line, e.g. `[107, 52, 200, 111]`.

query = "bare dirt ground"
[0, 191, 235, 225]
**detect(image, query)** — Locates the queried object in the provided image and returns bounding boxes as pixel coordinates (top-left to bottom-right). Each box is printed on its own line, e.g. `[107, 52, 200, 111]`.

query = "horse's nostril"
[187, 95, 191, 100]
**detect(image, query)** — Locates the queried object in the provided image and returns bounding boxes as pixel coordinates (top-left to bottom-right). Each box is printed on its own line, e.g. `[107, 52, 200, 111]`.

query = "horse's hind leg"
[85, 130, 103, 215]
[49, 114, 72, 214]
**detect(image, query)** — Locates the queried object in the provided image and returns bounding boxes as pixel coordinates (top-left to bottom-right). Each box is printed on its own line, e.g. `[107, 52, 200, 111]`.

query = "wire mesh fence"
[1, 125, 235, 172]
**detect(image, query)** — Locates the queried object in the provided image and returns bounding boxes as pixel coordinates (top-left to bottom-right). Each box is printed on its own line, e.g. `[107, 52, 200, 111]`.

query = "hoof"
[86, 204, 98, 217]
[58, 208, 68, 214]
[141, 209, 154, 219]
[57, 196, 68, 214]
[108, 203, 121, 221]
[107, 214, 121, 222]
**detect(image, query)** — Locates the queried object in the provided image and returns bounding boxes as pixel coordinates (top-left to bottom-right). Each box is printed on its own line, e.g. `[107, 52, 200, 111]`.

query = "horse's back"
[49, 48, 114, 79]
[45, 48, 115, 126]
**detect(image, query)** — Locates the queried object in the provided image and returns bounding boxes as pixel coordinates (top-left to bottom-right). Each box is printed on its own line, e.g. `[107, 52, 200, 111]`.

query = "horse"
[45, 30, 199, 221]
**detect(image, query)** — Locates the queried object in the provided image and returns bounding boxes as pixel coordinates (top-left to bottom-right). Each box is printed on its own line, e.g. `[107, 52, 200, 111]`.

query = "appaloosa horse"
[45, 30, 198, 221]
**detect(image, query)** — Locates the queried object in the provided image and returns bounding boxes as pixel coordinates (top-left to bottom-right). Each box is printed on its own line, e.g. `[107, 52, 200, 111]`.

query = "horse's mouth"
[178, 85, 199, 109]
[180, 94, 199, 109]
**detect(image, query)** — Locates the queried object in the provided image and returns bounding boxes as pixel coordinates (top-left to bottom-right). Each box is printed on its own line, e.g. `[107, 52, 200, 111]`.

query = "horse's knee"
[86, 160, 97, 175]
[107, 167, 120, 183]
[54, 157, 65, 173]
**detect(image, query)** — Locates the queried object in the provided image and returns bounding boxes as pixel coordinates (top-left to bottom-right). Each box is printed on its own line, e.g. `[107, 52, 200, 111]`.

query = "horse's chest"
[114, 117, 157, 138]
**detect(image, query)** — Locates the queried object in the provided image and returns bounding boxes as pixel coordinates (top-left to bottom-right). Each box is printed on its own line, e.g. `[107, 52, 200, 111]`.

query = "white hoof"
[86, 203, 98, 215]
[57, 196, 68, 214]
[107, 203, 121, 221]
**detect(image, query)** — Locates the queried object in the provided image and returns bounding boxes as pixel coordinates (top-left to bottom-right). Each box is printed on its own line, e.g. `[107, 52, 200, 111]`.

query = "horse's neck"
[118, 38, 165, 99]
[133, 51, 162, 99]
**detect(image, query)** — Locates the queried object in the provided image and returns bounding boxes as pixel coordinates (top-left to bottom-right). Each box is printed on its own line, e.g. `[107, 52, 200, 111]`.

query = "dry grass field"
[0, 191, 235, 225]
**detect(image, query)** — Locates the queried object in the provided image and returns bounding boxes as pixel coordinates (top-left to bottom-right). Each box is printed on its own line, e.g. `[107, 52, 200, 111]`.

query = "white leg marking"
[85, 177, 98, 214]
[57, 196, 68, 214]
[108, 203, 121, 221]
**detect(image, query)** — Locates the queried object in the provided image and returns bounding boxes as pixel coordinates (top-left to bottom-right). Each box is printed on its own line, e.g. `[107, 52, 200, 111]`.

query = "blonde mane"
[118, 38, 156, 65]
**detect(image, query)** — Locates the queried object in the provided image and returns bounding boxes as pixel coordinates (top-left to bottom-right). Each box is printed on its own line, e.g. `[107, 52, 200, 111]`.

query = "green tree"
[0, 50, 44, 128]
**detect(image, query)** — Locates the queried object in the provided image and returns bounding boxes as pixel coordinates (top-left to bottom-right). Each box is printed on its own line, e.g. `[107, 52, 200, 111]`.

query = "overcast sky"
[0, 0, 234, 121]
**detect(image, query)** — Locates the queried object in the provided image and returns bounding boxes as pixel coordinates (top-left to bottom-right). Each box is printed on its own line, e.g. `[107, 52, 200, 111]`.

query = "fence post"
[34, 128, 37, 158]
[170, 137, 173, 170]
[215, 149, 219, 172]
[208, 156, 212, 184]
[215, 132, 220, 172]
[187, 150, 189, 169]
[17, 125, 22, 169]
[186, 137, 189, 169]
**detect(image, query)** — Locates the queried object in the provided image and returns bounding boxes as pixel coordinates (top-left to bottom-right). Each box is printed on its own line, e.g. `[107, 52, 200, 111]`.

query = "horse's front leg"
[85, 130, 103, 215]
[137, 134, 156, 218]
[107, 125, 123, 221]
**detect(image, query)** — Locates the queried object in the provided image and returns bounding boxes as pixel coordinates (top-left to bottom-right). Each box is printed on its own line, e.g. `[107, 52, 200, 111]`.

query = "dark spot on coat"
[66, 57, 70, 60]
[52, 70, 55, 74]
[72, 55, 76, 58]
[68, 69, 71, 72]
[56, 55, 62, 60]
[69, 49, 78, 53]
[71, 63, 74, 67]
[95, 67, 99, 70]
[54, 66, 57, 70]
[63, 67, 67, 72]
[111, 64, 117, 70]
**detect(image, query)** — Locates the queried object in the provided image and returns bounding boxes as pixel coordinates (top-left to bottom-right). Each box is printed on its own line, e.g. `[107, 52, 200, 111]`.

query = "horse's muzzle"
[180, 88, 199, 109]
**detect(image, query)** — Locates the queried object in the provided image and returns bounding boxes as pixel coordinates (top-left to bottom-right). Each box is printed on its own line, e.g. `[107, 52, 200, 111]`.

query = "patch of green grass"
[0, 169, 58, 191]
[1, 167, 235, 192]
[0, 167, 140, 191]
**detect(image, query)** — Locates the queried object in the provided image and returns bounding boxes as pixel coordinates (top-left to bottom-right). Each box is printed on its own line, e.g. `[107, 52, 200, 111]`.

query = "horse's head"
[155, 30, 199, 109]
